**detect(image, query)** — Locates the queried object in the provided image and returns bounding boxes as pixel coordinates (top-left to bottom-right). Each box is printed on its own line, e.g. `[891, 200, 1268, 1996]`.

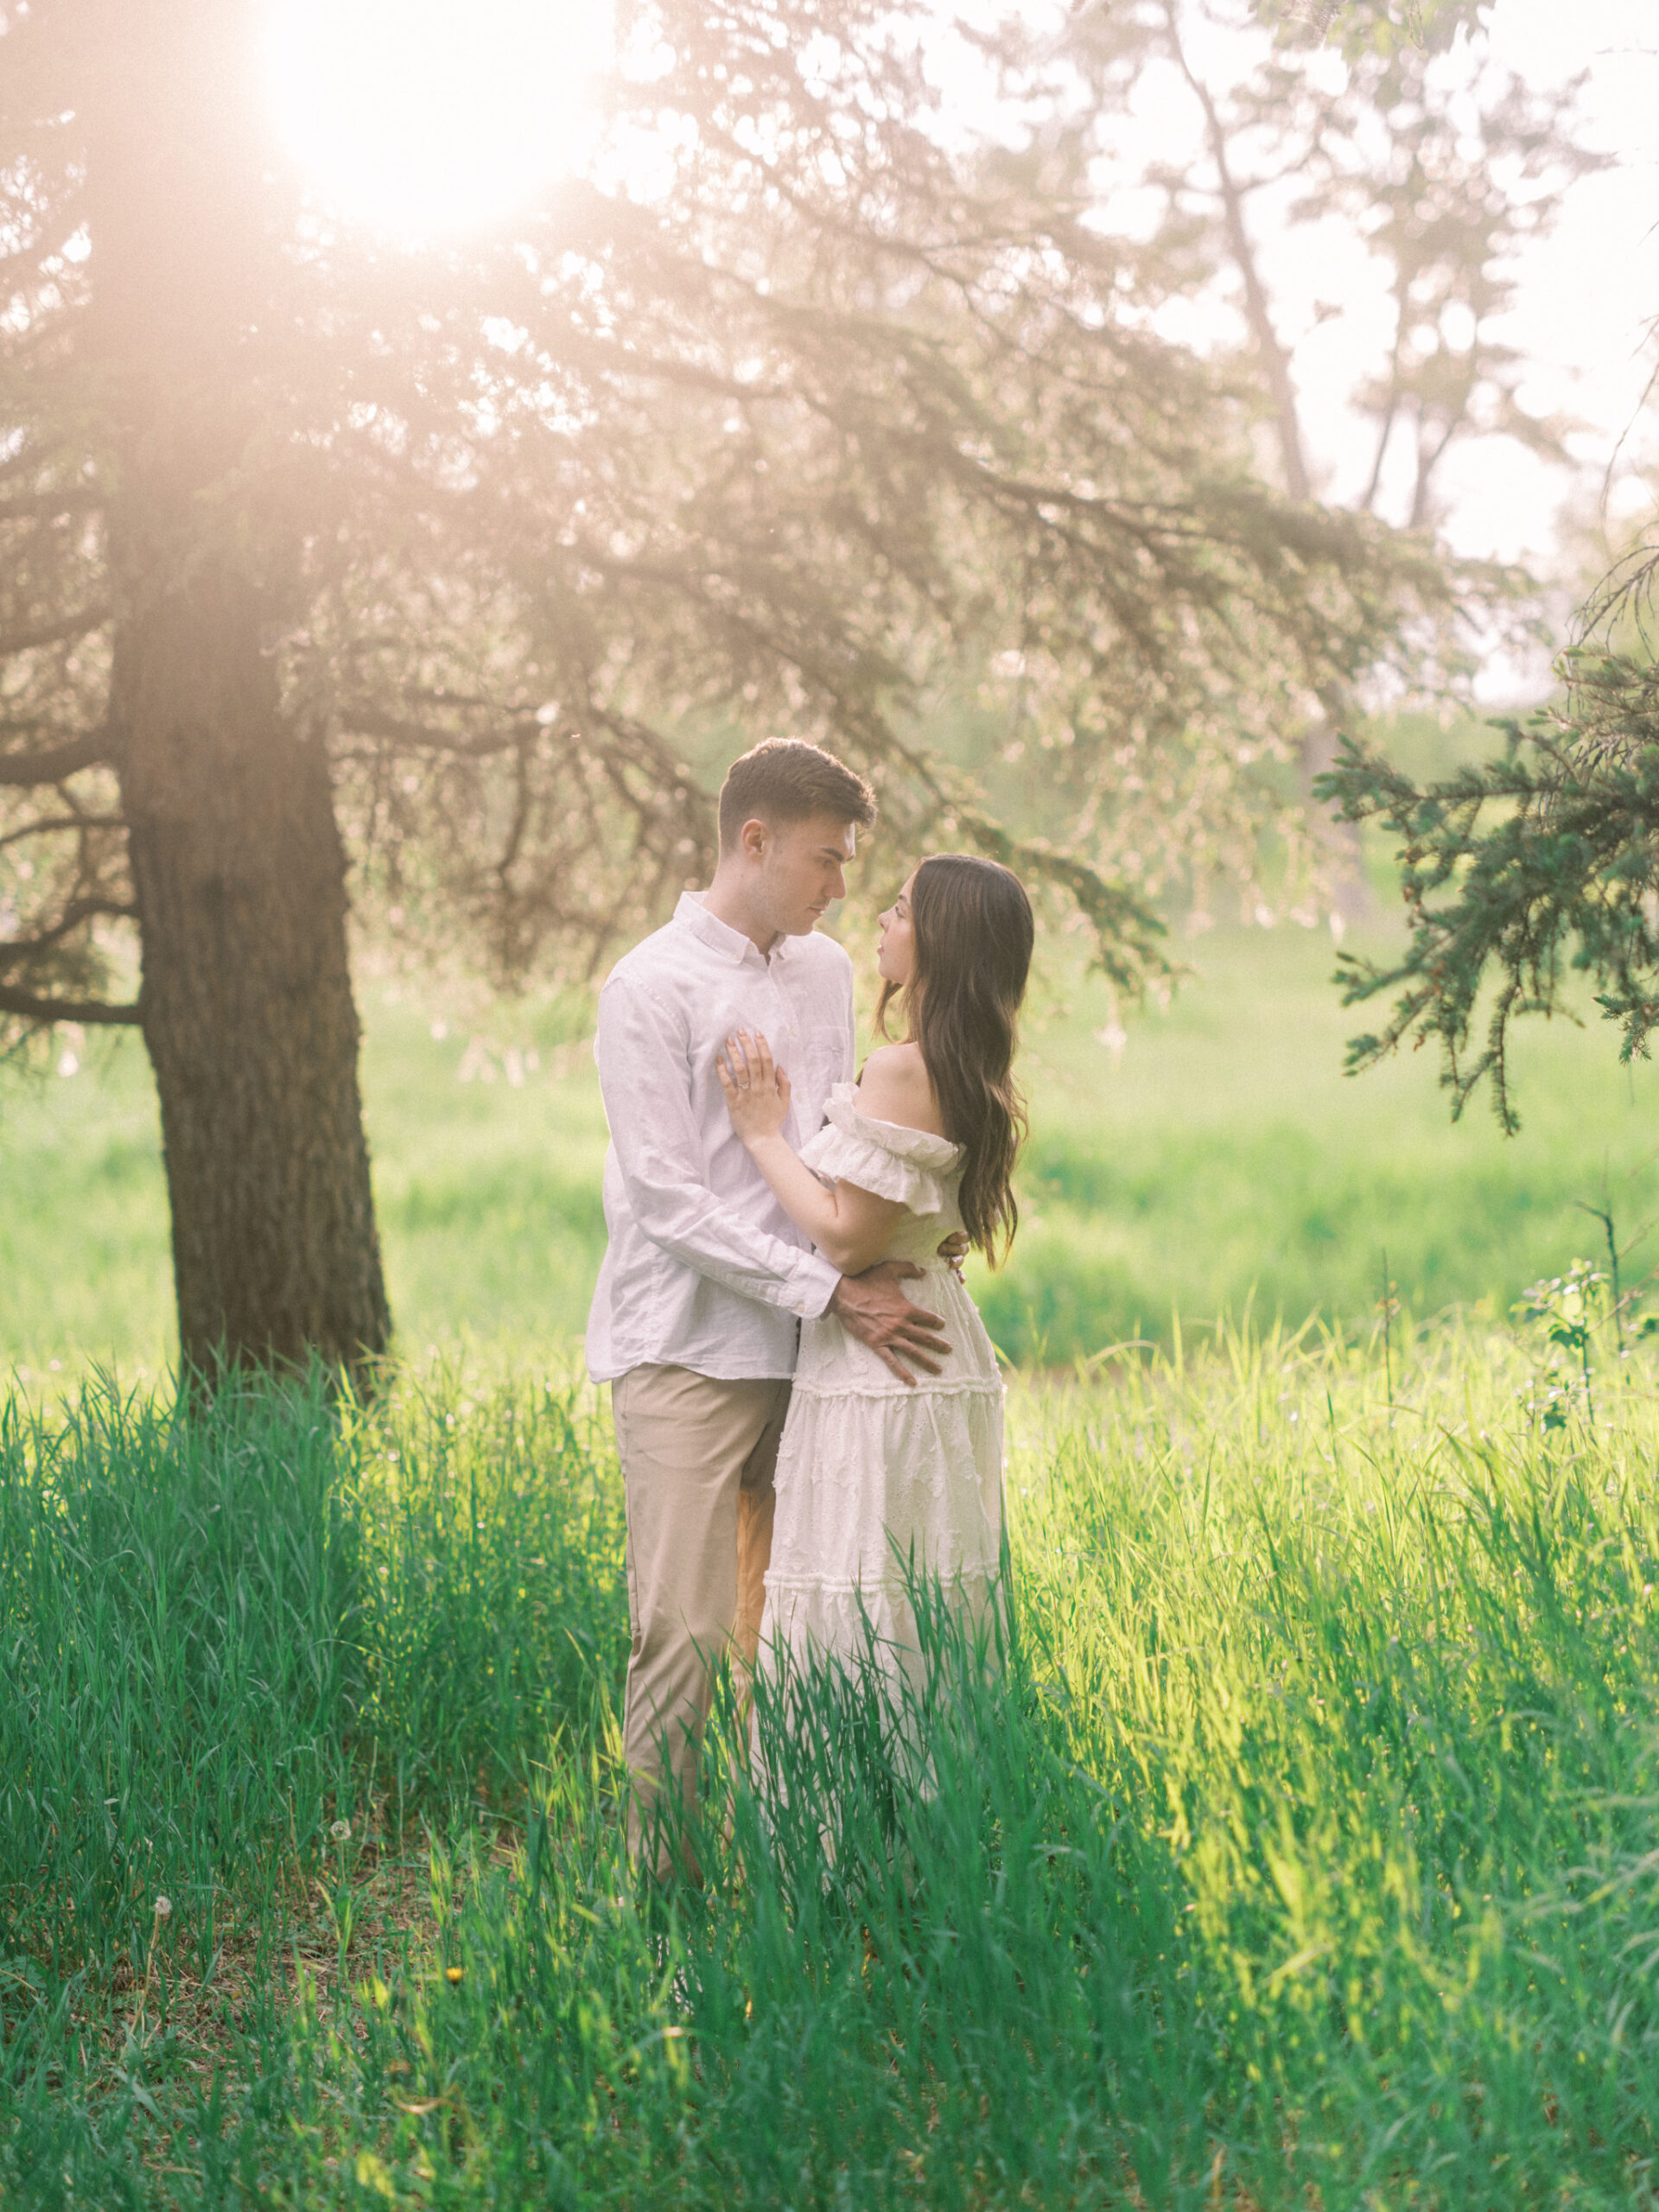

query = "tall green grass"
[0, 1363, 627, 2202]
[10, 1313, 1659, 2205]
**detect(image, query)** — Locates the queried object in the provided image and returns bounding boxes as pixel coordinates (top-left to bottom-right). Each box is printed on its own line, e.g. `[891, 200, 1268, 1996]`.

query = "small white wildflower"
[154, 1896, 172, 1919]
[330, 1820, 352, 1842]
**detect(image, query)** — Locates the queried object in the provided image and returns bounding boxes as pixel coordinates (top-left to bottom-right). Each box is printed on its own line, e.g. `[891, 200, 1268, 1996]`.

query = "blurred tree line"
[0, 0, 1597, 1370]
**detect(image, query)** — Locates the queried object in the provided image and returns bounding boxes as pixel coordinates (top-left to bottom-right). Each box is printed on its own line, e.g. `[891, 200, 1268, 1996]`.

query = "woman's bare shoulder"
[856, 1042, 946, 1136]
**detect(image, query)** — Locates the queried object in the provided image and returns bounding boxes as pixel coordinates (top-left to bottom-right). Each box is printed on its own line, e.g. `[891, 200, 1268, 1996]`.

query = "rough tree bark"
[112, 560, 390, 1375]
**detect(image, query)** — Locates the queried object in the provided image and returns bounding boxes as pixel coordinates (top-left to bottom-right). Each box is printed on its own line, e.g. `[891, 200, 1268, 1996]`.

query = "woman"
[717, 851, 1033, 1737]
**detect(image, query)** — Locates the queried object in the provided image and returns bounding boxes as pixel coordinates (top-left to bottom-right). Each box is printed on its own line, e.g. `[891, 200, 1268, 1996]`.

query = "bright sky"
[1323, 0, 1659, 568]
[262, 0, 1659, 585]
[262, 0, 613, 238]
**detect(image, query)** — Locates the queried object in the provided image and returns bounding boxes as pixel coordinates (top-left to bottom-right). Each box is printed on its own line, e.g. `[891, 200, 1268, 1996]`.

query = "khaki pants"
[613, 1363, 791, 1872]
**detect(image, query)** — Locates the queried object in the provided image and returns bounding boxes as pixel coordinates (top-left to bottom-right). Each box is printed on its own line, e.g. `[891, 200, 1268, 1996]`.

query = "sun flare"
[262, 0, 613, 240]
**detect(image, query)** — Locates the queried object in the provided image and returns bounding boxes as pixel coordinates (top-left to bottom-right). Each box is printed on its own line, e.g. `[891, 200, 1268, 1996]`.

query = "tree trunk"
[79, 6, 391, 1379]
[115, 563, 391, 1377]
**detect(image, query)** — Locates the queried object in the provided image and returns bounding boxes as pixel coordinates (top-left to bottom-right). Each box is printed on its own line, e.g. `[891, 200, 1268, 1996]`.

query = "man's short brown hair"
[717, 738, 877, 849]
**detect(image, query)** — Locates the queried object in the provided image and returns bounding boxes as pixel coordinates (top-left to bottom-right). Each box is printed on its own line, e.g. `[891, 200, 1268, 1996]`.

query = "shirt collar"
[674, 891, 797, 969]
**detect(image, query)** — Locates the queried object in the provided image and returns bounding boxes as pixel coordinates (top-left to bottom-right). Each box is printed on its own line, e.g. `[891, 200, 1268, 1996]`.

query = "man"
[587, 737, 951, 1870]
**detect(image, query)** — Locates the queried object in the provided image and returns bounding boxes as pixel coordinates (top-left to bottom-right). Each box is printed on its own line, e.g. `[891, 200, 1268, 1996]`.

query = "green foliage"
[1320, 652, 1659, 1130]
[14, 1327, 1659, 2202]
[1257, 0, 1492, 56]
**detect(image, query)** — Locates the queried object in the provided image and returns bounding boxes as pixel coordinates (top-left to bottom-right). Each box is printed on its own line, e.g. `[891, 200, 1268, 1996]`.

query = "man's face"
[750, 810, 856, 936]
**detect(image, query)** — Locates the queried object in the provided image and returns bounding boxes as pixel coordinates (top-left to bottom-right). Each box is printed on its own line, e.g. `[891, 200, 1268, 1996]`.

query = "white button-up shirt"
[585, 893, 853, 1383]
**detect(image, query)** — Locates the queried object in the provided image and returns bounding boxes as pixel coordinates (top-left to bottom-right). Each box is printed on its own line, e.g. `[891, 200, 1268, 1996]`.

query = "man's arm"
[596, 973, 842, 1318]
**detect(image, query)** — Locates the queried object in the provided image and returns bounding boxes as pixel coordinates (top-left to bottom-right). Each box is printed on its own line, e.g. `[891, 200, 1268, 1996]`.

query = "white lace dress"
[756, 1080, 1006, 1716]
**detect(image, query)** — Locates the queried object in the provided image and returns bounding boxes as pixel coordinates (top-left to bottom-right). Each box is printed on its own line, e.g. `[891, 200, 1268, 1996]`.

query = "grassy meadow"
[9, 1325, 1659, 2205]
[10, 906, 1659, 2205]
[6, 914, 1659, 1375]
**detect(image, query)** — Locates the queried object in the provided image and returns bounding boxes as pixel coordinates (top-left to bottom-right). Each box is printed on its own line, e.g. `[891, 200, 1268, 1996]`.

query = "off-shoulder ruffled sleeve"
[797, 1080, 963, 1215]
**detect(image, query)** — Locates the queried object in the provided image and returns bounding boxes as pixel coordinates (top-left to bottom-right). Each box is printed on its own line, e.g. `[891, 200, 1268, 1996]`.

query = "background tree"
[0, 0, 1464, 1373]
[1320, 556, 1659, 1130]
[1073, 0, 1597, 907]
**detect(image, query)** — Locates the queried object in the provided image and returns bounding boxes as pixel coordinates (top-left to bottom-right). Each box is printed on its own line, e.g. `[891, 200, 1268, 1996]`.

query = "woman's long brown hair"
[874, 854, 1033, 1267]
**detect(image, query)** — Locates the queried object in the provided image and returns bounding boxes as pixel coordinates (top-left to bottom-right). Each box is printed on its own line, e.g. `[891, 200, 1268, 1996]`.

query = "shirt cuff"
[793, 1249, 842, 1320]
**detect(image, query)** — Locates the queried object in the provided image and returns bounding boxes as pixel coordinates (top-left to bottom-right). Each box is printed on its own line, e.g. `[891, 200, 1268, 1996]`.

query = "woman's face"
[877, 872, 918, 988]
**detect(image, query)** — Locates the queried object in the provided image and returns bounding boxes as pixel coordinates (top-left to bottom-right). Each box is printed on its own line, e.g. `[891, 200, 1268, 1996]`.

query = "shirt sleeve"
[595, 970, 842, 1321]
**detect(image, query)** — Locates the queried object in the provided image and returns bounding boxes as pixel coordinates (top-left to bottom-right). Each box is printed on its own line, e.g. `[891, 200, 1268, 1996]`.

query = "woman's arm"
[594, 977, 842, 1317]
[717, 1030, 910, 1275]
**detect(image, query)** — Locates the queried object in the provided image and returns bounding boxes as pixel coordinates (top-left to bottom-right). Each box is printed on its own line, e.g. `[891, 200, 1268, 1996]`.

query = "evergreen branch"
[0, 194, 88, 287]
[0, 727, 111, 784]
[0, 812, 122, 851]
[0, 607, 111, 659]
[878, 738, 1173, 997]
[336, 708, 542, 760]
[1317, 659, 1659, 1131]
[953, 807, 1173, 999]
[0, 982, 140, 1027]
[0, 898, 138, 963]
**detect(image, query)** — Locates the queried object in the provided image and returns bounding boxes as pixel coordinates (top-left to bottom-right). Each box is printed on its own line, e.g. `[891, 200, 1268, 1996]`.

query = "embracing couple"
[586, 739, 1033, 1872]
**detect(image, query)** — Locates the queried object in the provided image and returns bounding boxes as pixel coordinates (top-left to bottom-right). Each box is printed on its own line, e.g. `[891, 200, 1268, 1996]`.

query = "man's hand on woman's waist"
[828, 1262, 951, 1385]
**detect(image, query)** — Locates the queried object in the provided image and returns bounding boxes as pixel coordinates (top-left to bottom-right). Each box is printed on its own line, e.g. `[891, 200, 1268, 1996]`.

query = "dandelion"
[154, 1895, 171, 1919]
[331, 1819, 352, 1842]
[444, 1964, 465, 1985]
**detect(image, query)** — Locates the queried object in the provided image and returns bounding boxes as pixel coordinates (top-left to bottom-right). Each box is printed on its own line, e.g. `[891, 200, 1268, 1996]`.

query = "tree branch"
[0, 726, 111, 784]
[340, 706, 541, 760]
[1163, 4, 1311, 502]
[0, 194, 88, 295]
[1360, 398, 1399, 515]
[1409, 408, 1463, 530]
[0, 812, 123, 851]
[0, 606, 111, 659]
[0, 982, 140, 1027]
[0, 897, 137, 963]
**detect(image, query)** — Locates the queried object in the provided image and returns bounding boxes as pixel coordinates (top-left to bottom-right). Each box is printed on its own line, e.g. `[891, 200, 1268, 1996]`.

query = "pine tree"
[1320, 559, 1659, 1132]
[0, 0, 1457, 1370]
